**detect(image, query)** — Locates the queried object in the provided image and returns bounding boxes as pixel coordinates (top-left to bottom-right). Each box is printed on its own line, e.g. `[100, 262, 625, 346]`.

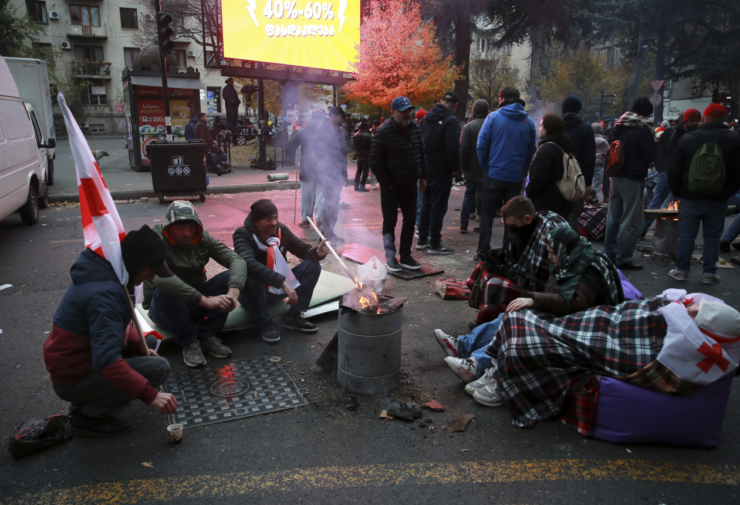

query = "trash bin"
[146, 140, 208, 204]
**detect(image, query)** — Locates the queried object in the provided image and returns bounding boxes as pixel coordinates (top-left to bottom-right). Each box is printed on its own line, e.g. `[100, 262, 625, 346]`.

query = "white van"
[0, 55, 51, 225]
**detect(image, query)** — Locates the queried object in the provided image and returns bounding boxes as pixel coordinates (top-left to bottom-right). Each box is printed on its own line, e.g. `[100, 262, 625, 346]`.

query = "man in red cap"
[414, 109, 427, 126]
[642, 108, 702, 237]
[668, 103, 740, 284]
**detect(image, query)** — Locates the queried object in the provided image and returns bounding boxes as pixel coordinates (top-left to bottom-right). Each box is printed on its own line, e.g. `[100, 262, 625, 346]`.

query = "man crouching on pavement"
[233, 199, 330, 342]
[43, 226, 177, 437]
[143, 201, 247, 367]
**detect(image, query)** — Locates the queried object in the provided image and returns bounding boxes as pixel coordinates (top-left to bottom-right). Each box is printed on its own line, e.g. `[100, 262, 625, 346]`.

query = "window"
[173, 49, 187, 70]
[29, 111, 42, 145]
[80, 82, 107, 105]
[26, 1, 48, 24]
[74, 45, 104, 62]
[501, 43, 512, 56]
[120, 8, 138, 29]
[70, 5, 100, 27]
[205, 51, 217, 66]
[89, 124, 105, 133]
[124, 48, 141, 68]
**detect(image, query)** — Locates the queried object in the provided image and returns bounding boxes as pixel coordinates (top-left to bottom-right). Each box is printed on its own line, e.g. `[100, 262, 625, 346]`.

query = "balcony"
[66, 21, 108, 39]
[71, 61, 112, 79]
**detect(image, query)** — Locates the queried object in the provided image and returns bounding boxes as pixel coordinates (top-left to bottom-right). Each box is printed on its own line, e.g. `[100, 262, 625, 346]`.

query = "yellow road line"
[6, 459, 739, 505]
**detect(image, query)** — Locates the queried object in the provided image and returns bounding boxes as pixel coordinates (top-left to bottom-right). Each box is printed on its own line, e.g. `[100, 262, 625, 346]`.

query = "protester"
[287, 109, 326, 228]
[353, 123, 372, 192]
[603, 98, 658, 270]
[370, 96, 428, 272]
[476, 87, 537, 255]
[592, 123, 610, 201]
[44, 226, 177, 437]
[416, 92, 461, 254]
[195, 113, 230, 176]
[459, 100, 488, 234]
[668, 103, 740, 284]
[184, 116, 198, 140]
[561, 96, 596, 230]
[232, 199, 331, 342]
[655, 120, 670, 138]
[526, 113, 574, 220]
[143, 201, 247, 367]
[415, 108, 427, 125]
[222, 78, 240, 142]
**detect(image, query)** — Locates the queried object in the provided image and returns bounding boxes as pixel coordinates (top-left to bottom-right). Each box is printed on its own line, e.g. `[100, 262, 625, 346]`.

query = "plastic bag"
[357, 256, 387, 284]
[8, 415, 73, 459]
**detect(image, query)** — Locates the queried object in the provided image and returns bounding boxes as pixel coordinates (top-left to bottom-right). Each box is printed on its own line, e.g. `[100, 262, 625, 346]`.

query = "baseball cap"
[391, 96, 413, 111]
[328, 106, 350, 117]
[442, 91, 459, 103]
[704, 103, 727, 118]
[683, 108, 701, 122]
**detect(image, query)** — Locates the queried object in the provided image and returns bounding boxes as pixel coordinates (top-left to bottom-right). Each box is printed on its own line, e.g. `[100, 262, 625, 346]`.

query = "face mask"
[509, 219, 538, 237]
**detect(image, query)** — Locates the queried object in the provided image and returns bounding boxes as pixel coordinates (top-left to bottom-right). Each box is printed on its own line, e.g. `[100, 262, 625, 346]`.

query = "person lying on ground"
[439, 227, 624, 405]
[143, 201, 247, 368]
[44, 226, 178, 438]
[232, 199, 330, 343]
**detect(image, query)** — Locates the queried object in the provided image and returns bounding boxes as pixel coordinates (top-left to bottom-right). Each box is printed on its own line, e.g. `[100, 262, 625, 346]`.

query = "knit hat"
[541, 113, 566, 134]
[250, 199, 279, 223]
[696, 299, 740, 338]
[562, 95, 583, 114]
[442, 91, 459, 103]
[631, 98, 654, 118]
[704, 103, 727, 118]
[683, 108, 701, 122]
[499, 87, 520, 101]
[592, 123, 604, 134]
[661, 120, 670, 128]
[121, 225, 171, 281]
[415, 109, 427, 119]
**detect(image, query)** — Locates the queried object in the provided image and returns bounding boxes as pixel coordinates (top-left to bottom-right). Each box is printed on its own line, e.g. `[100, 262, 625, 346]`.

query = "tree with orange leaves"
[344, 0, 462, 109]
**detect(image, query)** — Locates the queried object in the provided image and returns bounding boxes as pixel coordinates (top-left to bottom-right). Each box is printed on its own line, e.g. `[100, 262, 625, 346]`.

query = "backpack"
[545, 142, 585, 201]
[687, 132, 729, 194]
[605, 128, 636, 177]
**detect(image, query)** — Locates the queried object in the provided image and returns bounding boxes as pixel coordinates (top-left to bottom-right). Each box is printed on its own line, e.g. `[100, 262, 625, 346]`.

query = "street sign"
[649, 94, 663, 106]
[651, 80, 665, 91]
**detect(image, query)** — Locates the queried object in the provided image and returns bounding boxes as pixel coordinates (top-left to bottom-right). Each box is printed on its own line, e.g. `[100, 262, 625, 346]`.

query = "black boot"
[66, 409, 134, 438]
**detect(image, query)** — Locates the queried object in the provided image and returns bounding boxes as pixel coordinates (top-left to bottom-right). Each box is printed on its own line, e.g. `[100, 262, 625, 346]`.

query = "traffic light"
[156, 12, 175, 56]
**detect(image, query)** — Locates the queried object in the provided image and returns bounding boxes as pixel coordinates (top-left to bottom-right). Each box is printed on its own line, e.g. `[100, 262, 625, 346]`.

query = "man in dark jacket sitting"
[43, 226, 177, 437]
[195, 113, 230, 175]
[233, 199, 330, 342]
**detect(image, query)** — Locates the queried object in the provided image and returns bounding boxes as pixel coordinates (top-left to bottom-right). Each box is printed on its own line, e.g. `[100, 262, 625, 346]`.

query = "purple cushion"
[618, 270, 644, 300]
[592, 374, 734, 448]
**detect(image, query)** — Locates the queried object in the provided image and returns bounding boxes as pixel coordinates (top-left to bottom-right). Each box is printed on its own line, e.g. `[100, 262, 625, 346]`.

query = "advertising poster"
[170, 100, 193, 139]
[137, 99, 166, 166]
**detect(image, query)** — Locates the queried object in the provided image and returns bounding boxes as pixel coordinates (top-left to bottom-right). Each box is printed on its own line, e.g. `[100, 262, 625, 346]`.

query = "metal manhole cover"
[163, 356, 308, 429]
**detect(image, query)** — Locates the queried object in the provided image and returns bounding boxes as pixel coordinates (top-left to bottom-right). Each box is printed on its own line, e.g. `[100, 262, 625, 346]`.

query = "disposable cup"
[167, 423, 183, 444]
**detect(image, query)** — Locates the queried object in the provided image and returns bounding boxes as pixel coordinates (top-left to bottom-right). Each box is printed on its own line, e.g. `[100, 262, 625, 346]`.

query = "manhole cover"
[164, 356, 308, 429]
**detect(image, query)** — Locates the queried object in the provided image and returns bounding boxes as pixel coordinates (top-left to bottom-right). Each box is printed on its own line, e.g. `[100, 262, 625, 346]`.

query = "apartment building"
[470, 30, 532, 84]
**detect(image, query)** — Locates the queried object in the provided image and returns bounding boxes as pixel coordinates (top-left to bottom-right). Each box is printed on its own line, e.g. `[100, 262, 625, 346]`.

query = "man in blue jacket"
[476, 87, 537, 255]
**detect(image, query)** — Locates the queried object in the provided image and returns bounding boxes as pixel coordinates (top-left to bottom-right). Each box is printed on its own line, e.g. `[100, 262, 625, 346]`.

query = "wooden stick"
[306, 217, 357, 283]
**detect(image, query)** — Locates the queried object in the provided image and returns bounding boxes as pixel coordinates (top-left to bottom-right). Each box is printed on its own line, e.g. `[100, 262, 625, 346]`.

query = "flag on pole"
[57, 93, 128, 286]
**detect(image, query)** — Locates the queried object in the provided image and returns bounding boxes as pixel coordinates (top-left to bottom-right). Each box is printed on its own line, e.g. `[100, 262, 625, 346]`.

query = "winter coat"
[370, 118, 428, 189]
[668, 122, 740, 202]
[460, 100, 489, 181]
[142, 201, 247, 309]
[529, 275, 601, 318]
[232, 213, 324, 289]
[562, 112, 596, 186]
[286, 119, 322, 182]
[184, 117, 198, 141]
[655, 126, 688, 174]
[526, 130, 574, 220]
[43, 249, 158, 404]
[594, 134, 610, 167]
[353, 130, 372, 160]
[476, 102, 537, 183]
[310, 121, 348, 182]
[195, 120, 214, 146]
[609, 124, 658, 182]
[222, 84, 240, 109]
[422, 103, 461, 179]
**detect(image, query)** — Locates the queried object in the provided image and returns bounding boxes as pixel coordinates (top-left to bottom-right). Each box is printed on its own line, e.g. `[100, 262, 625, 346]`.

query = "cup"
[167, 423, 183, 444]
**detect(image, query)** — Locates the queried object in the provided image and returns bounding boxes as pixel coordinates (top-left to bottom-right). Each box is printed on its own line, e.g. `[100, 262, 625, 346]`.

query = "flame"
[667, 200, 679, 211]
[372, 292, 378, 302]
[357, 291, 380, 311]
[376, 307, 381, 314]
[359, 297, 370, 309]
[354, 277, 363, 289]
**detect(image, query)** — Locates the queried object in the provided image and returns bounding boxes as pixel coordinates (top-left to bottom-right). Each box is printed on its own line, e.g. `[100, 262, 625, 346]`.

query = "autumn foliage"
[344, 0, 462, 108]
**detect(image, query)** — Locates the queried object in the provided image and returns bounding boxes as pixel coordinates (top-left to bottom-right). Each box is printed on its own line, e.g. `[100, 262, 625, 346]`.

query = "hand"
[147, 349, 160, 357]
[150, 392, 178, 415]
[506, 298, 534, 313]
[199, 295, 233, 312]
[283, 282, 299, 306]
[225, 287, 240, 311]
[317, 239, 330, 258]
[419, 178, 427, 191]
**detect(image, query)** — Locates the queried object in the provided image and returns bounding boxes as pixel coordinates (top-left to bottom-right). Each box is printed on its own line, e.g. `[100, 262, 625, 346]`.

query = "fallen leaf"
[422, 400, 445, 412]
[379, 410, 395, 420]
[142, 462, 153, 468]
[446, 414, 475, 433]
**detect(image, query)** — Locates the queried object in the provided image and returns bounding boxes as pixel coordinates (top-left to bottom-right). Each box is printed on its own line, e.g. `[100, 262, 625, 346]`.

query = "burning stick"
[306, 217, 359, 288]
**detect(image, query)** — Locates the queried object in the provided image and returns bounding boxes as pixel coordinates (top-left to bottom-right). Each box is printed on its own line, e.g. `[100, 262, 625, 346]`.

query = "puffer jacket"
[370, 117, 428, 189]
[594, 134, 610, 167]
[526, 130, 574, 220]
[422, 103, 461, 179]
[563, 112, 596, 185]
[460, 100, 489, 181]
[142, 201, 247, 309]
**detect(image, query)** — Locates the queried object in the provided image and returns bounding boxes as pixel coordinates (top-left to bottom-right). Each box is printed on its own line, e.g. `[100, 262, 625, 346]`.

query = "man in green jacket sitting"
[143, 201, 247, 367]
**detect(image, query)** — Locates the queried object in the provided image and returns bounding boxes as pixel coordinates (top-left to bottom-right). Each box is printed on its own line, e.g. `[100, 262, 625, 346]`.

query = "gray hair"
[591, 123, 604, 134]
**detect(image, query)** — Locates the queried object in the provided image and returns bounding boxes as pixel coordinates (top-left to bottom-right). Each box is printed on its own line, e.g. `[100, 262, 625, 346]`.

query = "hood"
[162, 200, 203, 244]
[189, 117, 198, 125]
[539, 130, 573, 151]
[500, 98, 526, 109]
[70, 249, 120, 286]
[497, 102, 529, 121]
[472, 100, 489, 119]
[426, 103, 455, 122]
[562, 112, 583, 129]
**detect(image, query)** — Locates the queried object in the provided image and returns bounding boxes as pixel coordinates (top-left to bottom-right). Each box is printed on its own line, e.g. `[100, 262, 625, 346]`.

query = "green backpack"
[688, 132, 728, 193]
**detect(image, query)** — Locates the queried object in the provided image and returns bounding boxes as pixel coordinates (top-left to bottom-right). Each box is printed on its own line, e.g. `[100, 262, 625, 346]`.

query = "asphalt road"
[1, 187, 739, 504]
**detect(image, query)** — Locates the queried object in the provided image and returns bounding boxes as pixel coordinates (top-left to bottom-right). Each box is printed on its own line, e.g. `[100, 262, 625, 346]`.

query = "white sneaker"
[444, 356, 477, 383]
[433, 329, 458, 357]
[473, 382, 505, 407]
[464, 367, 495, 395]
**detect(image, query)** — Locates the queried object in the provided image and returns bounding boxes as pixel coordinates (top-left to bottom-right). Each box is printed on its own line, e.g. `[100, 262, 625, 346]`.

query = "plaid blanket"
[578, 205, 608, 241]
[487, 297, 671, 431]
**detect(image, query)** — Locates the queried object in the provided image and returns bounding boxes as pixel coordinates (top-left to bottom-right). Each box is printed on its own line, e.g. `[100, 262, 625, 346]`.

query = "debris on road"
[379, 410, 394, 420]
[142, 462, 154, 468]
[446, 414, 475, 433]
[387, 403, 422, 421]
[434, 278, 470, 300]
[347, 396, 359, 410]
[0, 284, 12, 290]
[422, 400, 445, 411]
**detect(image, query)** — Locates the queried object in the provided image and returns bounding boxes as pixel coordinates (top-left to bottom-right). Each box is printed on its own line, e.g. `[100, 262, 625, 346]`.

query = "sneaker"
[371, 183, 378, 190]
[469, 213, 478, 221]
[339, 201, 350, 209]
[200, 336, 231, 359]
[703, 272, 720, 285]
[416, 239, 429, 250]
[66, 410, 134, 438]
[182, 341, 206, 367]
[428, 244, 454, 255]
[473, 227, 480, 232]
[355, 187, 369, 193]
[472, 382, 506, 407]
[298, 221, 310, 228]
[720, 240, 731, 253]
[460, 227, 468, 234]
[616, 261, 643, 271]
[443, 356, 477, 383]
[414, 231, 420, 239]
[386, 257, 403, 272]
[399, 255, 422, 270]
[668, 269, 688, 281]
[433, 329, 458, 357]
[465, 367, 495, 396]
[260, 321, 280, 343]
[732, 241, 740, 251]
[282, 314, 318, 333]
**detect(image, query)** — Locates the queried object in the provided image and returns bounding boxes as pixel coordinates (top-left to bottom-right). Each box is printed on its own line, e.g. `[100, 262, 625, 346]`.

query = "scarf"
[613, 112, 656, 138]
[546, 227, 623, 305]
[253, 230, 300, 294]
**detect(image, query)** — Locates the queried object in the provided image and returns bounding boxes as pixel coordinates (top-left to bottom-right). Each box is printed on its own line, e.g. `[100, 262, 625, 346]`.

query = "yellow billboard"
[221, 0, 361, 73]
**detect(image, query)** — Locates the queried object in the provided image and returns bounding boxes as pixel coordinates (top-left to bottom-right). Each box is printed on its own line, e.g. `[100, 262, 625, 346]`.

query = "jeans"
[722, 215, 740, 243]
[301, 181, 323, 222]
[238, 261, 321, 328]
[354, 158, 370, 187]
[676, 198, 727, 274]
[148, 271, 232, 348]
[53, 357, 170, 418]
[592, 165, 605, 201]
[208, 152, 228, 171]
[457, 314, 503, 379]
[381, 185, 418, 259]
[461, 179, 480, 229]
[478, 175, 522, 253]
[319, 180, 344, 239]
[642, 172, 673, 233]
[418, 175, 453, 248]
[604, 177, 644, 265]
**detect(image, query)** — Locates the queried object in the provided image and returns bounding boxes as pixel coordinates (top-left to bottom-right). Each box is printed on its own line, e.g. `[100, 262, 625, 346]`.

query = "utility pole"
[154, 0, 174, 141]
[256, 63, 266, 165]
[633, 19, 646, 104]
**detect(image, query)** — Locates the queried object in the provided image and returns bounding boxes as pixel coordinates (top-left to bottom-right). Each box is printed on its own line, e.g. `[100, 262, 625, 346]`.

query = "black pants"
[355, 158, 370, 186]
[225, 106, 238, 143]
[478, 175, 522, 252]
[419, 175, 453, 248]
[381, 186, 417, 259]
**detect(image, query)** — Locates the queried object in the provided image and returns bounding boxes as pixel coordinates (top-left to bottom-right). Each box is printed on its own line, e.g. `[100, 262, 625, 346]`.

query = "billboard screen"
[221, 0, 361, 73]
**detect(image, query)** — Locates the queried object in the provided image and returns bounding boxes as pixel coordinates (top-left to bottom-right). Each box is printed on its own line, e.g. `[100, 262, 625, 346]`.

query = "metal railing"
[66, 21, 108, 38]
[70, 61, 112, 78]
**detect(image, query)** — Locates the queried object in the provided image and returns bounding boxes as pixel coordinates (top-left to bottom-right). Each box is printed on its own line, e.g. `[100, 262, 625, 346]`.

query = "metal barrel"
[652, 217, 680, 260]
[337, 305, 403, 396]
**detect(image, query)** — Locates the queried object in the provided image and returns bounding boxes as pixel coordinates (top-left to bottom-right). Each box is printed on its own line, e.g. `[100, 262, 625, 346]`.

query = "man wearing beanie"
[603, 98, 658, 270]
[641, 108, 701, 237]
[43, 226, 177, 437]
[415, 109, 427, 125]
[668, 103, 740, 284]
[233, 199, 330, 341]
[143, 201, 247, 367]
[561, 95, 596, 230]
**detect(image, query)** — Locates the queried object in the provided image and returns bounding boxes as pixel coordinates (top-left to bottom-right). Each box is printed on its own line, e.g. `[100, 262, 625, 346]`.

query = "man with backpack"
[668, 103, 740, 285]
[561, 96, 596, 230]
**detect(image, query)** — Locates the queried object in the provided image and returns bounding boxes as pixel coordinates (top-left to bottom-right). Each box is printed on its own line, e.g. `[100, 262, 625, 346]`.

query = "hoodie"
[184, 117, 198, 141]
[422, 103, 462, 179]
[476, 102, 537, 182]
[460, 100, 489, 181]
[142, 201, 247, 309]
[562, 112, 596, 186]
